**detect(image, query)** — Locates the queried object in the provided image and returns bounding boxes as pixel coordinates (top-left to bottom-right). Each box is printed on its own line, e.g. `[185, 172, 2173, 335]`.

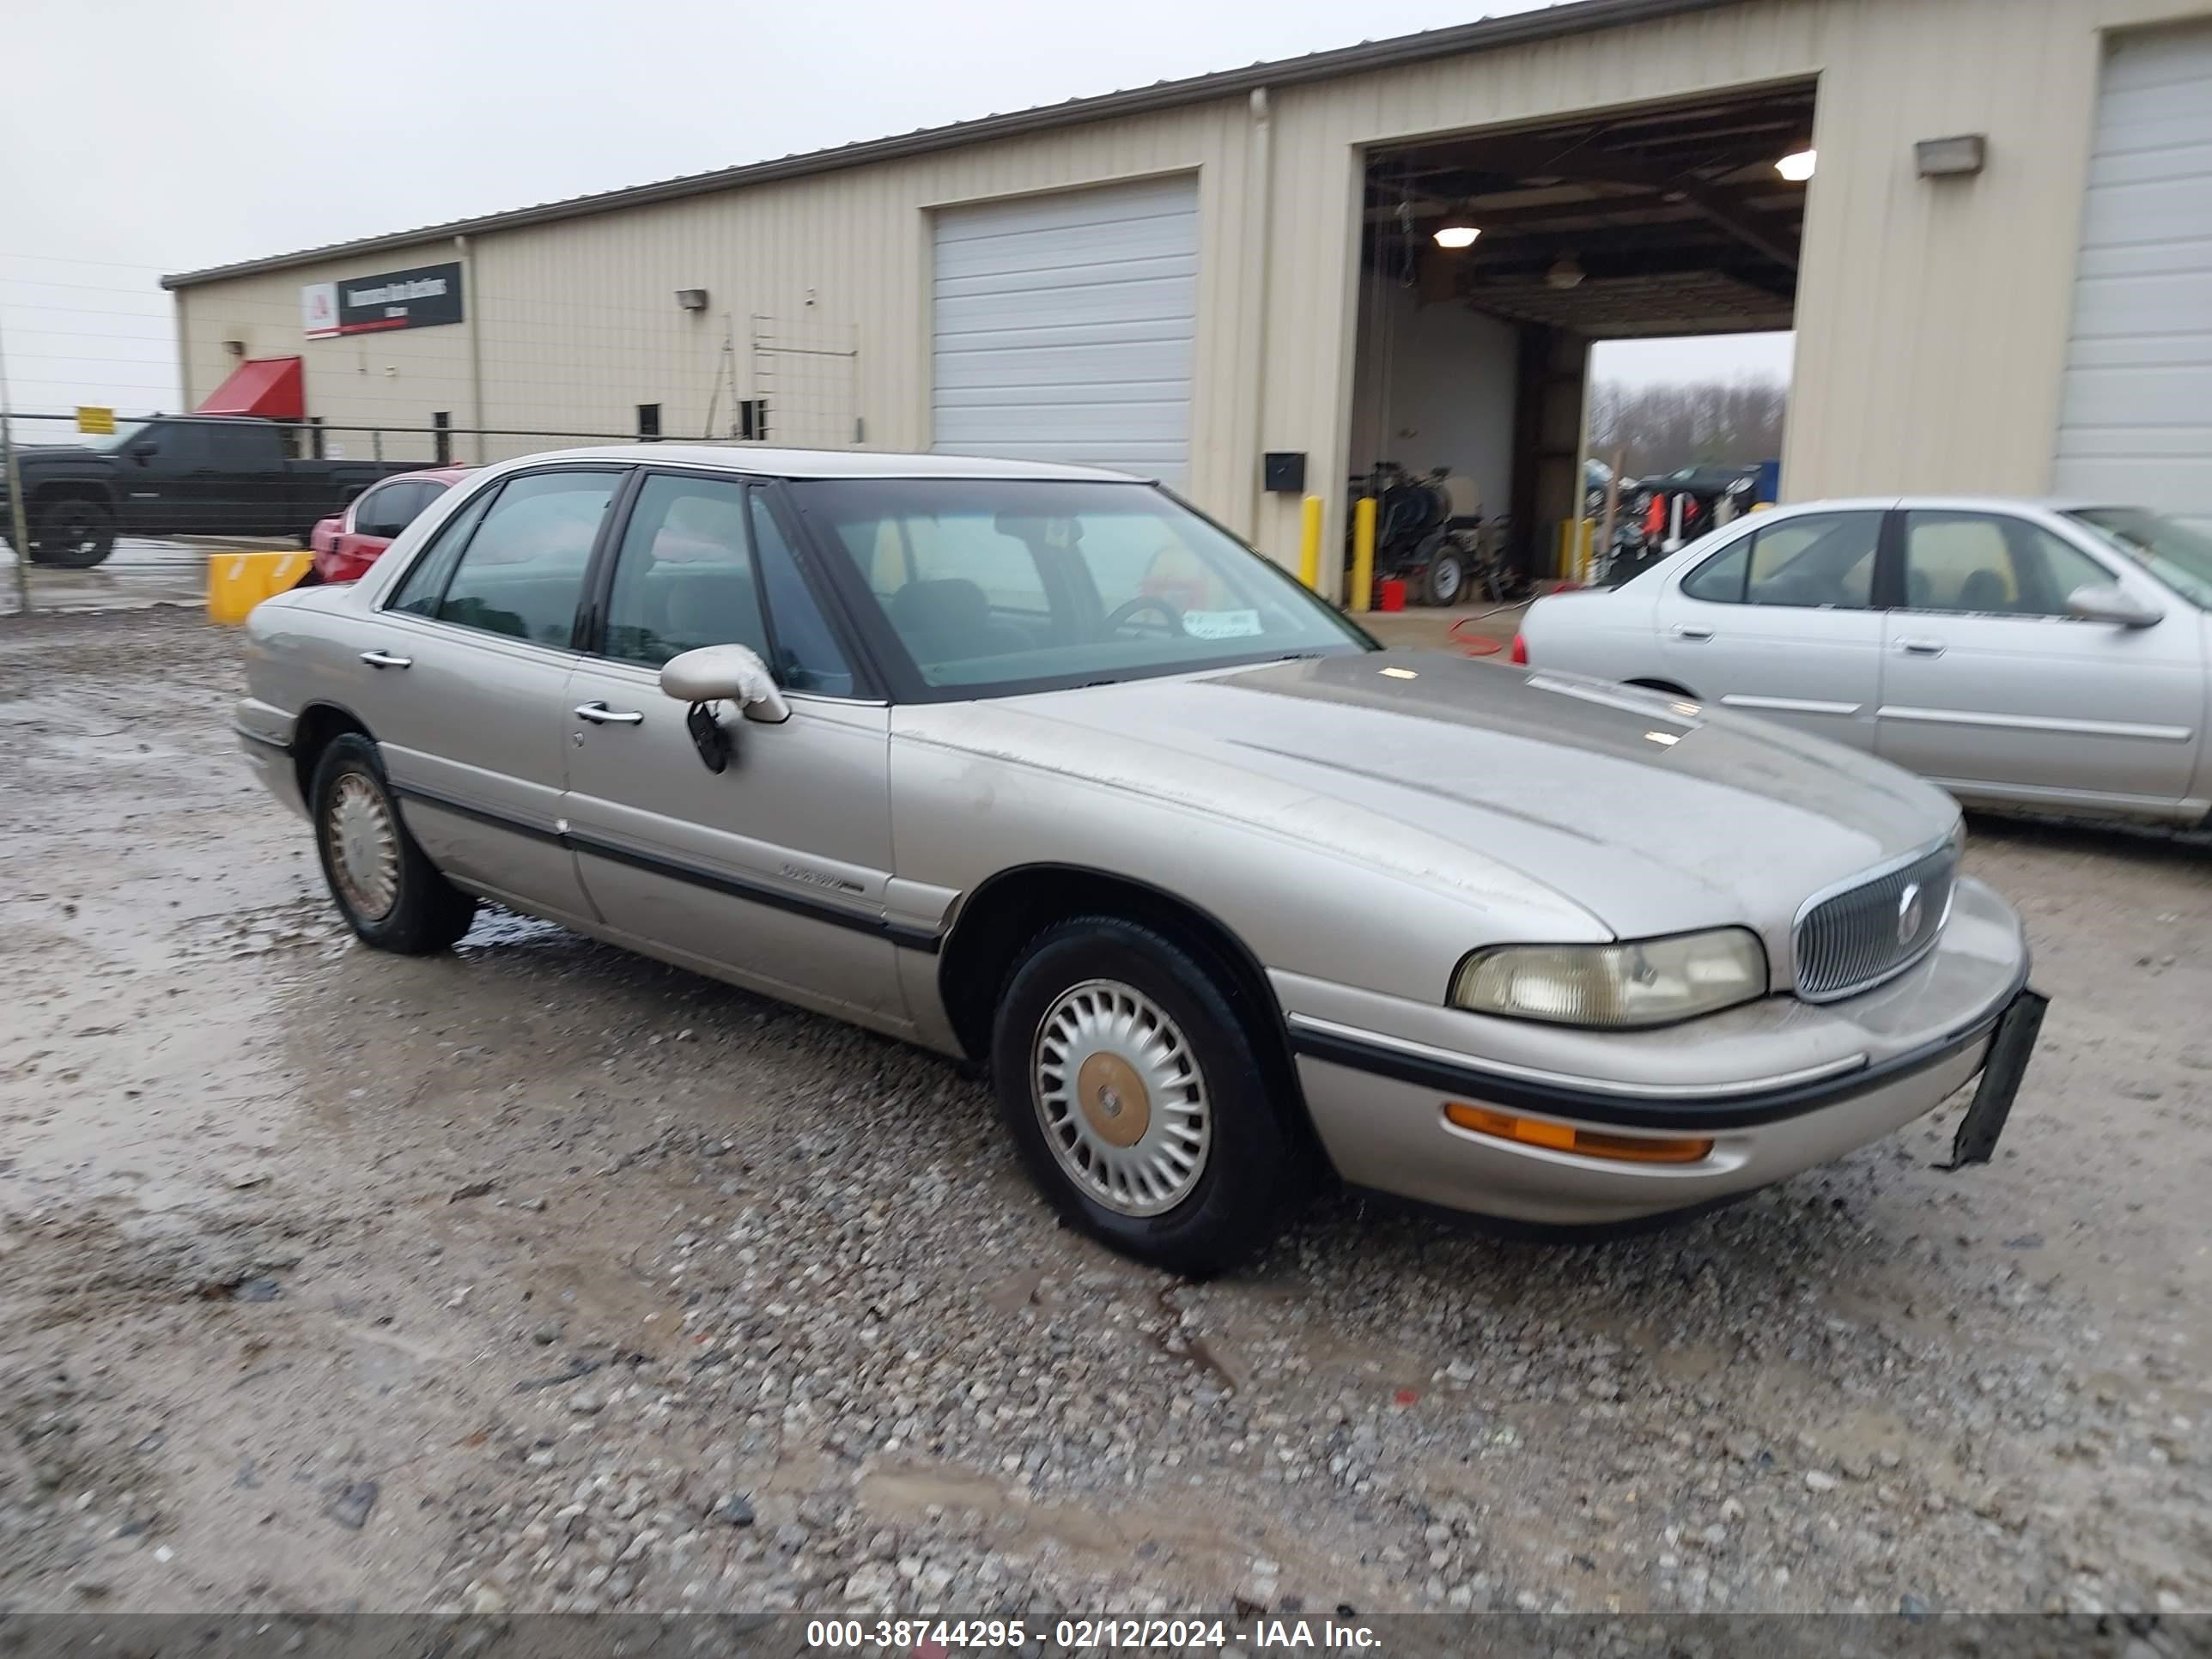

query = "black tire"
[28, 498, 116, 568]
[309, 732, 477, 954]
[989, 915, 1306, 1278]
[1423, 550, 1468, 607]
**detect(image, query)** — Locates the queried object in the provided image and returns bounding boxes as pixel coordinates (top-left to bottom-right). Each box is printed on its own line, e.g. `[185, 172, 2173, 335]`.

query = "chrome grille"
[1793, 842, 1957, 1001]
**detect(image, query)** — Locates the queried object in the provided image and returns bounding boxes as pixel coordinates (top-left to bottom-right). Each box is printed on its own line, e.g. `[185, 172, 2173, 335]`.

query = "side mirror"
[659, 643, 791, 724]
[2066, 584, 2162, 629]
[127, 439, 156, 462]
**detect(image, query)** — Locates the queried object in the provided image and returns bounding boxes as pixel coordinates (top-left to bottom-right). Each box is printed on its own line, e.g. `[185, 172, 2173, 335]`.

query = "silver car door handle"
[574, 702, 645, 725]
[358, 650, 412, 669]
[1672, 624, 1714, 641]
[1898, 637, 1947, 657]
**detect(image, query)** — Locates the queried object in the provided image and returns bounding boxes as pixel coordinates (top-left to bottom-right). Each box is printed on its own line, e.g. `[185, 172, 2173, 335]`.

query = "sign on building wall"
[301, 261, 465, 339]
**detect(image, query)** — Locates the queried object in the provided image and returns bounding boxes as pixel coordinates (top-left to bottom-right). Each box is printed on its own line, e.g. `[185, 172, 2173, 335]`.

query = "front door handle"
[359, 650, 412, 669]
[574, 701, 645, 726]
[1898, 637, 1947, 657]
[1672, 624, 1714, 641]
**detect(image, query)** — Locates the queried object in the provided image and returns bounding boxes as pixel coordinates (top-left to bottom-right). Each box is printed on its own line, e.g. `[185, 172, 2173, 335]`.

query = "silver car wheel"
[326, 771, 400, 921]
[1032, 978, 1212, 1218]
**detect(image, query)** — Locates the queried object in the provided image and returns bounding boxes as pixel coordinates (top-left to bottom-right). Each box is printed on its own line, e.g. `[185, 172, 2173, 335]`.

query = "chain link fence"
[3, 252, 872, 611]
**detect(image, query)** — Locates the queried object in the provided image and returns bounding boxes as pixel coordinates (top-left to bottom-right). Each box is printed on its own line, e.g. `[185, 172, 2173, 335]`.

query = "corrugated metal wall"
[175, 0, 2212, 568]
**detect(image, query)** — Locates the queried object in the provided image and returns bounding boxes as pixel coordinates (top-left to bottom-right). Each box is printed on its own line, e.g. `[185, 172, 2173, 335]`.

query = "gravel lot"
[0, 607, 2206, 1620]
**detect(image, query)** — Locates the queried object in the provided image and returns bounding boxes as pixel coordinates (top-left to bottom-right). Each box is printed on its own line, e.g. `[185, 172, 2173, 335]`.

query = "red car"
[308, 465, 473, 583]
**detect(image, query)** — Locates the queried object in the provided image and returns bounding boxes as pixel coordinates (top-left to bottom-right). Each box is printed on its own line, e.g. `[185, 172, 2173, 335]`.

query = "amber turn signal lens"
[1444, 1103, 1713, 1165]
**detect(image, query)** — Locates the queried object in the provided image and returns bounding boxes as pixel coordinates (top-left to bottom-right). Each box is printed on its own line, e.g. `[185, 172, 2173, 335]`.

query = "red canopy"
[195, 356, 303, 420]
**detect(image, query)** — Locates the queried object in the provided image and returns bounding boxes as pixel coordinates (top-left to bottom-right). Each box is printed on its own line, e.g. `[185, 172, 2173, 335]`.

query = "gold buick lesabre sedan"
[236, 446, 2043, 1275]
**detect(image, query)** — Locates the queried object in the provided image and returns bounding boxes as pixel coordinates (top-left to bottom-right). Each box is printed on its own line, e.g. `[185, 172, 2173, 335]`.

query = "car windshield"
[2064, 508, 2212, 608]
[788, 477, 1371, 695]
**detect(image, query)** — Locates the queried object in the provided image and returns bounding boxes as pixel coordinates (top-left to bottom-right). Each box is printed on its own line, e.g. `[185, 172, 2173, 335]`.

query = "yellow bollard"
[1349, 497, 1376, 612]
[1297, 495, 1324, 592]
[207, 550, 314, 625]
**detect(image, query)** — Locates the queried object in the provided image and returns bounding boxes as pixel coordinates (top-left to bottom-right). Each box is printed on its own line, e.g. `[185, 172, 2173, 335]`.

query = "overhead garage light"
[1775, 149, 1818, 183]
[1432, 221, 1480, 250]
[1545, 252, 1586, 290]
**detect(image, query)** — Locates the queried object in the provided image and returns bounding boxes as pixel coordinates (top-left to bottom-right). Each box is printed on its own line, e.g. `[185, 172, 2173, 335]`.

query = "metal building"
[163, 0, 2212, 581]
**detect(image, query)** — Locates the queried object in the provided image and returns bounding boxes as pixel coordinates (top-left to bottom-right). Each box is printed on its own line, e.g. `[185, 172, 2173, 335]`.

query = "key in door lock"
[686, 702, 731, 774]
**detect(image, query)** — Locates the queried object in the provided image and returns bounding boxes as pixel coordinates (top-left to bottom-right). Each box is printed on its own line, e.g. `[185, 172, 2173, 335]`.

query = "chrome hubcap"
[325, 772, 400, 920]
[1033, 979, 1210, 1217]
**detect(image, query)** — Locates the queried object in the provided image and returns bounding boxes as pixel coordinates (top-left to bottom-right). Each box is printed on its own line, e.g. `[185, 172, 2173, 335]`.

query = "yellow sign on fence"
[76, 406, 116, 435]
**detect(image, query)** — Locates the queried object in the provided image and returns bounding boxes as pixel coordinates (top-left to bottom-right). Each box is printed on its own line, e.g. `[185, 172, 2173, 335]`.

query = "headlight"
[1450, 928, 1768, 1028]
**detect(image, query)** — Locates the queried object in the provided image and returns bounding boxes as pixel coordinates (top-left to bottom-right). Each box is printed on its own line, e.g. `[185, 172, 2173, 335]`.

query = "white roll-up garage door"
[932, 178, 1198, 489]
[2053, 21, 2212, 531]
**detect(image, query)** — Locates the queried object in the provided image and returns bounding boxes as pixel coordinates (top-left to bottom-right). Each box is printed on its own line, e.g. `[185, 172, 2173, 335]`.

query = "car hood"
[951, 650, 1958, 941]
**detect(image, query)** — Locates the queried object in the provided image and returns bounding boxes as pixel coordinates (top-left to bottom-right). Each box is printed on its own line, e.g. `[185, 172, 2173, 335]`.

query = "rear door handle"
[574, 701, 645, 726]
[1672, 624, 1714, 641]
[359, 650, 412, 669]
[1898, 637, 1947, 657]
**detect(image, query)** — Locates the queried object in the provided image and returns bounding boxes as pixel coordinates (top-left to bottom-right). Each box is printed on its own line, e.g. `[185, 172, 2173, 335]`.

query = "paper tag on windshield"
[1181, 609, 1263, 641]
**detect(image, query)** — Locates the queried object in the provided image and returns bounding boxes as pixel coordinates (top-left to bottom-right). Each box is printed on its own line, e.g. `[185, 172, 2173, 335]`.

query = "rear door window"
[422, 470, 623, 647]
[1744, 513, 1880, 607]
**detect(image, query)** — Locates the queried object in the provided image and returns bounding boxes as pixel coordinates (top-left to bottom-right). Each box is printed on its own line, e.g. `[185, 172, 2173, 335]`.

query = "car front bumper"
[1278, 876, 2036, 1226]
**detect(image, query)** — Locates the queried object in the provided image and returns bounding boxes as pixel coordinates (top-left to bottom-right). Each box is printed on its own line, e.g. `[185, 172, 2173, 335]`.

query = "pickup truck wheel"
[310, 733, 477, 954]
[28, 499, 116, 568]
[990, 915, 1304, 1278]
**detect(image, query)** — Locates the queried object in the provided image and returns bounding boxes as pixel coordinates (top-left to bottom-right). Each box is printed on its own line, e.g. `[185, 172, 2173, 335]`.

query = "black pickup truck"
[2, 416, 421, 568]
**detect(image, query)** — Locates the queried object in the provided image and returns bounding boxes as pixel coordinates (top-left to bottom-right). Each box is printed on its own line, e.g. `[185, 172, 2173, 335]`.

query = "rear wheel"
[990, 915, 1304, 1277]
[28, 498, 116, 568]
[310, 732, 476, 953]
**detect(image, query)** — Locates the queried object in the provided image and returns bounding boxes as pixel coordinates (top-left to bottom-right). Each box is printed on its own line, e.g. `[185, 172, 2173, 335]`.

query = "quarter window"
[429, 470, 622, 646]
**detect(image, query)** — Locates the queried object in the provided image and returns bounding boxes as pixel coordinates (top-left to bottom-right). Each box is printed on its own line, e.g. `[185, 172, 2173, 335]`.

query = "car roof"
[1757, 495, 2118, 514]
[387, 465, 476, 484]
[497, 443, 1145, 483]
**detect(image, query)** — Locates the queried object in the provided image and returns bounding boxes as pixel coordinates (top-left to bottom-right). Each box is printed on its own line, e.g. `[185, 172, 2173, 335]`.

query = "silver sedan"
[236, 448, 2041, 1274]
[1521, 496, 2212, 826]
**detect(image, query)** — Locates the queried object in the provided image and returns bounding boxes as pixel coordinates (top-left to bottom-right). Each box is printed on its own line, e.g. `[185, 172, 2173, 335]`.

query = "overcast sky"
[1, 0, 1788, 419]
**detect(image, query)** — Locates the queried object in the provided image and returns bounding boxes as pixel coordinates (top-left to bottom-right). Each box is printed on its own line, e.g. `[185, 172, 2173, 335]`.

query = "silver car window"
[603, 474, 769, 668]
[1680, 512, 1880, 608]
[1901, 511, 2111, 617]
[428, 471, 623, 647]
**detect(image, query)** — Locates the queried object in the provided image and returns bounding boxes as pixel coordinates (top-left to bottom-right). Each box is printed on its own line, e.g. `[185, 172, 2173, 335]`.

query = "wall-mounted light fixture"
[222, 337, 246, 358]
[1774, 149, 1817, 183]
[1915, 134, 1987, 179]
[675, 288, 710, 311]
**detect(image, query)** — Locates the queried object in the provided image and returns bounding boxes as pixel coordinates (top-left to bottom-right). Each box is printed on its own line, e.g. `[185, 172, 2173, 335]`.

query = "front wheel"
[310, 732, 477, 953]
[990, 915, 1305, 1277]
[28, 499, 117, 568]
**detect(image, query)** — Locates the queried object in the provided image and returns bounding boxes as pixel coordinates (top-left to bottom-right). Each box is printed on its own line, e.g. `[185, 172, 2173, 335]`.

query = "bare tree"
[1589, 377, 1788, 479]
